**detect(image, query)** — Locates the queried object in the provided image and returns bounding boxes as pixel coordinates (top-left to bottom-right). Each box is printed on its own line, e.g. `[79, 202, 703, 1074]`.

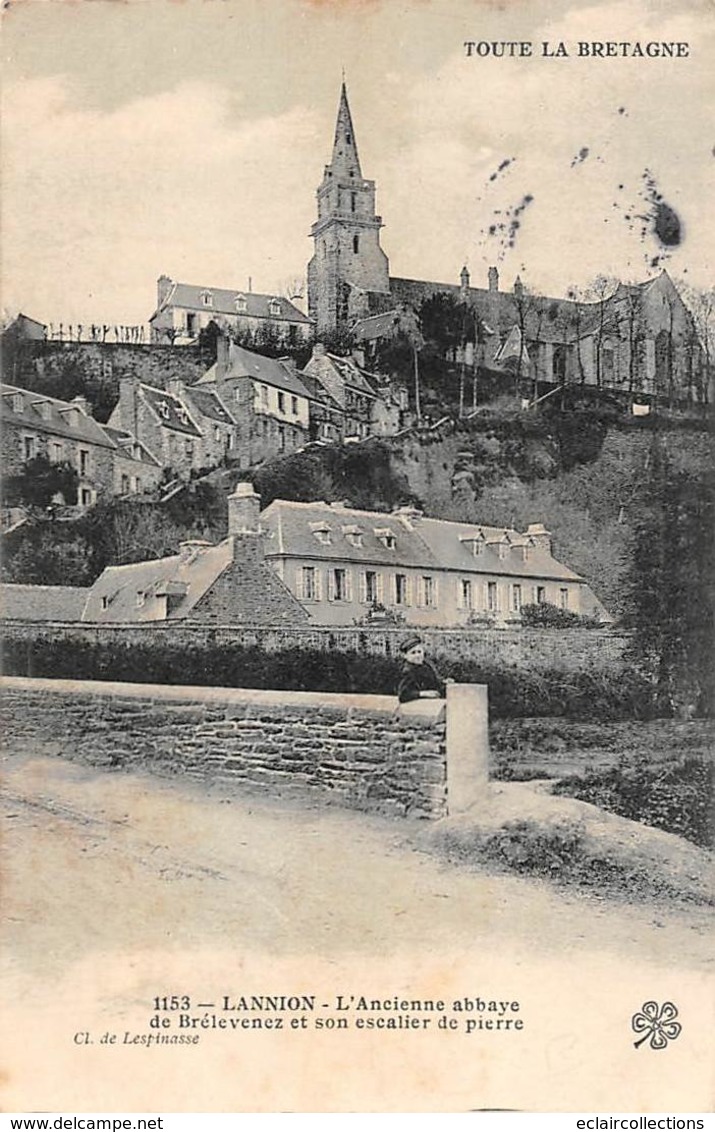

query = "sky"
[1, 0, 713, 329]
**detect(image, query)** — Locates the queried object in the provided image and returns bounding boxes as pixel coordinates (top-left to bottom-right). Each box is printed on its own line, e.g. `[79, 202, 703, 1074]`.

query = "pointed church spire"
[331, 82, 362, 179]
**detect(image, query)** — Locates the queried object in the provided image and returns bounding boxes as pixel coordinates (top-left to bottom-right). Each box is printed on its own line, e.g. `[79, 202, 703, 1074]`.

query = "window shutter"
[376, 573, 384, 603]
[315, 570, 323, 602]
[327, 570, 335, 601]
[456, 579, 463, 609]
[345, 571, 353, 602]
[404, 575, 413, 606]
[432, 577, 439, 608]
[295, 567, 304, 599]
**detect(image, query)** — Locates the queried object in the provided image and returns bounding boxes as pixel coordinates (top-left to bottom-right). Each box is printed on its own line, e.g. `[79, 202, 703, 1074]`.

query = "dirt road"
[2, 750, 712, 971]
[2, 750, 713, 1112]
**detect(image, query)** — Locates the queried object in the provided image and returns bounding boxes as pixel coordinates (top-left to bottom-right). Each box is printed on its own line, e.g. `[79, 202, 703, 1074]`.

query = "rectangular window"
[460, 579, 473, 610]
[80, 488, 93, 506]
[331, 568, 348, 601]
[302, 566, 317, 601]
[278, 426, 286, 452]
[23, 435, 36, 460]
[51, 442, 63, 463]
[185, 440, 194, 456]
[260, 385, 269, 406]
[395, 574, 409, 606]
[186, 313, 197, 335]
[560, 588, 569, 610]
[536, 586, 547, 604]
[421, 576, 435, 607]
[277, 391, 286, 413]
[511, 583, 522, 612]
[121, 474, 130, 495]
[365, 570, 377, 604]
[79, 449, 89, 475]
[487, 581, 498, 613]
[291, 395, 298, 415]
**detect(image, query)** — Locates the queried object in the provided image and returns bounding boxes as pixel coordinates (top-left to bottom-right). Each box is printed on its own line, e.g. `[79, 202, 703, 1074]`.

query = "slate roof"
[299, 372, 343, 411]
[261, 499, 582, 582]
[82, 541, 232, 622]
[1, 384, 116, 448]
[139, 383, 203, 437]
[151, 281, 311, 325]
[326, 355, 378, 397]
[261, 500, 439, 568]
[184, 386, 237, 425]
[198, 343, 312, 399]
[0, 583, 90, 621]
[101, 426, 162, 466]
[352, 310, 401, 341]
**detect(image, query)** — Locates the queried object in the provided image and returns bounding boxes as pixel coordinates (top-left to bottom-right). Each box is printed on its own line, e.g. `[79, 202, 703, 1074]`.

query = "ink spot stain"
[618, 106, 627, 115]
[570, 146, 590, 167]
[654, 200, 681, 246]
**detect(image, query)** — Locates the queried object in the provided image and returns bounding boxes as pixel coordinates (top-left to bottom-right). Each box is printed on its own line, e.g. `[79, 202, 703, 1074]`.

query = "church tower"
[307, 83, 390, 337]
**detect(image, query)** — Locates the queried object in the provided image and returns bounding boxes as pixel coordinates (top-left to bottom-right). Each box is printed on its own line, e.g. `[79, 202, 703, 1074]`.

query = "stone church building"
[308, 85, 706, 405]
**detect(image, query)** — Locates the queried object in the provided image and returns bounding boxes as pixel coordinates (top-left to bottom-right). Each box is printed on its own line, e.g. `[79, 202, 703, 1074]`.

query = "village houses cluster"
[1, 84, 708, 628]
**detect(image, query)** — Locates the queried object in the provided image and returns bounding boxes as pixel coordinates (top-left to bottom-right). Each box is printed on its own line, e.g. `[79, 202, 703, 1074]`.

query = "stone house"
[108, 377, 215, 480]
[0, 383, 160, 507]
[302, 344, 403, 439]
[149, 277, 313, 348]
[196, 339, 312, 466]
[81, 483, 308, 625]
[259, 497, 611, 627]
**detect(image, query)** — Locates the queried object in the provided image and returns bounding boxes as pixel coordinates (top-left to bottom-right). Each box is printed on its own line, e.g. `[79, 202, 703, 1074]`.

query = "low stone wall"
[1, 619, 627, 672]
[0, 677, 449, 819]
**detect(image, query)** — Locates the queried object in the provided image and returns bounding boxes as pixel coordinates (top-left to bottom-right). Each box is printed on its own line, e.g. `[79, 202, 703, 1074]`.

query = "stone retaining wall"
[0, 677, 449, 819]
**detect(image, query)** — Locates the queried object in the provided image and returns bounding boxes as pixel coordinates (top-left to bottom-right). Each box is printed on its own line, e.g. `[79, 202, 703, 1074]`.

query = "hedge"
[2, 635, 654, 721]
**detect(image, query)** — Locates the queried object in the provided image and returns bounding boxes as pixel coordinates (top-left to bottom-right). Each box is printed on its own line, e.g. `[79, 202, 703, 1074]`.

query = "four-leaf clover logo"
[632, 1001, 682, 1049]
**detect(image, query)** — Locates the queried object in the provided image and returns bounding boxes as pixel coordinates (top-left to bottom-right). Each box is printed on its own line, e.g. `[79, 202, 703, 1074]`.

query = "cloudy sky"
[2, 0, 713, 328]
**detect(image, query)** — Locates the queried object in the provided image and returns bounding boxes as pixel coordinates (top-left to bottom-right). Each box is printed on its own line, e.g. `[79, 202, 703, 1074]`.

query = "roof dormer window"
[460, 530, 485, 557]
[235, 294, 247, 313]
[375, 527, 396, 550]
[12, 394, 23, 413]
[309, 521, 332, 546]
[200, 290, 214, 307]
[156, 400, 170, 419]
[342, 524, 363, 549]
[177, 405, 189, 425]
[268, 299, 281, 317]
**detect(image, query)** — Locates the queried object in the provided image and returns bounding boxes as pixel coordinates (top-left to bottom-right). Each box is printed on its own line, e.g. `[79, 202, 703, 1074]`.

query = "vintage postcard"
[1, 0, 713, 1116]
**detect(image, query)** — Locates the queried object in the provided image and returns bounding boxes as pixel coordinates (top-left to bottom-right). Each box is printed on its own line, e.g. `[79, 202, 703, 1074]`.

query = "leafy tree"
[2, 455, 79, 510]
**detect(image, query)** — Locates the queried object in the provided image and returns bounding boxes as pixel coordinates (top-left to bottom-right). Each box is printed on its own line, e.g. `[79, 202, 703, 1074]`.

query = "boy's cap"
[399, 635, 423, 654]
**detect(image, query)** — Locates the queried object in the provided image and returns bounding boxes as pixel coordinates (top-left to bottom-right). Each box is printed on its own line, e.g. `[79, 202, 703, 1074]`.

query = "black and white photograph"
[1, 0, 713, 1114]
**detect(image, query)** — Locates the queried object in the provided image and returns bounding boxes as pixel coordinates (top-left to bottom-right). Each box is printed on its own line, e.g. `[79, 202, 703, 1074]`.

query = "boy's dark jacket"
[397, 660, 446, 704]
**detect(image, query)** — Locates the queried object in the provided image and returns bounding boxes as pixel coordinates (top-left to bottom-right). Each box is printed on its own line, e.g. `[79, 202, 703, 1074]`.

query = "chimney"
[167, 376, 184, 399]
[157, 275, 172, 307]
[488, 266, 499, 293]
[312, 342, 327, 357]
[460, 265, 470, 297]
[215, 332, 231, 380]
[526, 523, 552, 556]
[513, 275, 524, 299]
[118, 377, 139, 435]
[228, 481, 261, 535]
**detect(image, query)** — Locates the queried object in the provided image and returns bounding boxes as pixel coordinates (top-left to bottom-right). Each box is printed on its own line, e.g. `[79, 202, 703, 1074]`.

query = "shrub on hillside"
[552, 755, 714, 848]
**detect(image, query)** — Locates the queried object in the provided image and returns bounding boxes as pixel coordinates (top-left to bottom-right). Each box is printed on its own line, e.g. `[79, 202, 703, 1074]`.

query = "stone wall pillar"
[445, 683, 489, 814]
